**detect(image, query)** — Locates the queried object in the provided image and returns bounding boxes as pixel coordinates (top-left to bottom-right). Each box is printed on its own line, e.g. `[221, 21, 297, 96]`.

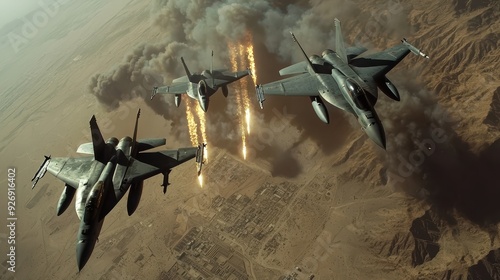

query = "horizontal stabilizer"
[77, 142, 94, 154]
[172, 76, 189, 83]
[279, 61, 309, 76]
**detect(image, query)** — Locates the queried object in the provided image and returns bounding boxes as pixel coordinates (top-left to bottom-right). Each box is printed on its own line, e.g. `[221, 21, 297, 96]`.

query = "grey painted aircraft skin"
[255, 18, 429, 149]
[151, 51, 251, 112]
[31, 110, 205, 271]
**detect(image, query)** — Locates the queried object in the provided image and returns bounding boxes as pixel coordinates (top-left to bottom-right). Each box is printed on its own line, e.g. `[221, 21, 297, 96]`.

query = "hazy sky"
[0, 0, 41, 28]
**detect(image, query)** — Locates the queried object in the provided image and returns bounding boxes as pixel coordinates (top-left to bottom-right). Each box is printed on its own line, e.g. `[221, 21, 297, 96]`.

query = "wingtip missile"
[402, 38, 430, 59]
[161, 170, 170, 194]
[196, 143, 207, 176]
[151, 87, 158, 100]
[31, 155, 51, 189]
[256, 85, 265, 109]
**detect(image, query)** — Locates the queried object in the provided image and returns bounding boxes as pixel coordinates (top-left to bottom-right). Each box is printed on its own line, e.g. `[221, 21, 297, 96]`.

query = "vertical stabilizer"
[90, 115, 106, 162]
[290, 31, 316, 74]
[210, 50, 214, 87]
[130, 109, 141, 157]
[180, 57, 193, 82]
[334, 18, 348, 63]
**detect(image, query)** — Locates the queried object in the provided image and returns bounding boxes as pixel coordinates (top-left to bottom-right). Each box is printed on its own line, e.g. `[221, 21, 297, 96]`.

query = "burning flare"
[185, 99, 208, 188]
[246, 39, 257, 85]
[185, 99, 198, 146]
[198, 174, 203, 188]
[245, 107, 251, 134]
[227, 33, 258, 159]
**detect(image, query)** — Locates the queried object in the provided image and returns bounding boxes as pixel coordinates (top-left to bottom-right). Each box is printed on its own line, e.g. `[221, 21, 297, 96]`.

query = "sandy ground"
[0, 0, 499, 280]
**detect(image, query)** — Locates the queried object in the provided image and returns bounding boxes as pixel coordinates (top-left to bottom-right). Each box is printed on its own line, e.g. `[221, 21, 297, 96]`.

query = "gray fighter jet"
[31, 110, 205, 270]
[255, 19, 429, 149]
[151, 51, 251, 112]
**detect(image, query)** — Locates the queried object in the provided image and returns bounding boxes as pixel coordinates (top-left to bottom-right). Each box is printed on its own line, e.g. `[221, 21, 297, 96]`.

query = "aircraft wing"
[155, 83, 189, 95]
[346, 46, 368, 61]
[258, 73, 322, 96]
[136, 138, 166, 152]
[279, 61, 309, 76]
[124, 147, 198, 183]
[45, 157, 94, 189]
[349, 43, 412, 79]
[211, 69, 250, 87]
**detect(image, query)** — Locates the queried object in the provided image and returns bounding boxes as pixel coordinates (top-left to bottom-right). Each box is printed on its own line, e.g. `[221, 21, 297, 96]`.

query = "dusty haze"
[0, 0, 499, 279]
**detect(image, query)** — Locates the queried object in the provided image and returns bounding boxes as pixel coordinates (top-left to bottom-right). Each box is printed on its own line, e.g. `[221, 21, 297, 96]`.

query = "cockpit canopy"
[83, 197, 98, 224]
[83, 183, 103, 224]
[345, 79, 370, 110]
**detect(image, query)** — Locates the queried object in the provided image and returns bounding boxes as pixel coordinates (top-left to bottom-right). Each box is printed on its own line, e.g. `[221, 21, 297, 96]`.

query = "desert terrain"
[0, 0, 499, 279]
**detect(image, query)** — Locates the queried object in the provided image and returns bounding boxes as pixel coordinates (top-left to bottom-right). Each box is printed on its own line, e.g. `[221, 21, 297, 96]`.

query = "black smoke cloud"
[377, 71, 500, 228]
[87, 0, 421, 179]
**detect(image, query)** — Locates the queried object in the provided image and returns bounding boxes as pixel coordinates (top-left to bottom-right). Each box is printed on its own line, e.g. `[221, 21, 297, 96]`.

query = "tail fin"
[334, 18, 348, 63]
[210, 50, 214, 87]
[180, 57, 193, 82]
[90, 115, 106, 162]
[290, 31, 315, 74]
[130, 109, 141, 157]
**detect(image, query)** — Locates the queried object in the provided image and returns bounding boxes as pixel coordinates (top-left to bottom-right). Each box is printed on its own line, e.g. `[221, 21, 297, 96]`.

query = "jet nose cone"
[365, 123, 386, 149]
[76, 241, 91, 271]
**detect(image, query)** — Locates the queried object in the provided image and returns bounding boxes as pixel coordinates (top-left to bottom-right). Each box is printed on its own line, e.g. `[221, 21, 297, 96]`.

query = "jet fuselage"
[310, 49, 386, 148]
[72, 136, 138, 269]
[186, 78, 217, 112]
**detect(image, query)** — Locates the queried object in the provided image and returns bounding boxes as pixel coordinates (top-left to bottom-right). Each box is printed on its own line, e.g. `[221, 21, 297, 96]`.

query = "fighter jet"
[31, 109, 206, 270]
[255, 18, 429, 149]
[151, 51, 251, 112]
